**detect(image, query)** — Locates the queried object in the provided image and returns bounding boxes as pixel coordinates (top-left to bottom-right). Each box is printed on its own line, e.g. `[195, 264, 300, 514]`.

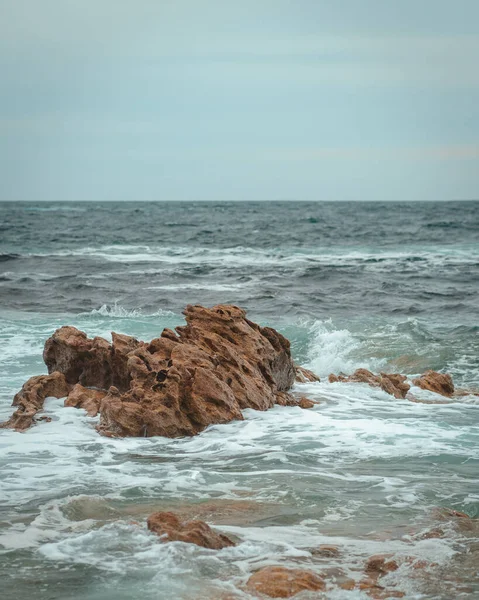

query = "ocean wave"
[86, 303, 175, 318]
[304, 320, 381, 377]
[0, 253, 20, 262]
[15, 244, 479, 271]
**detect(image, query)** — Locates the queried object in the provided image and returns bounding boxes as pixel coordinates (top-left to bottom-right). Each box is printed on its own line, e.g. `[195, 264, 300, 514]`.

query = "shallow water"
[1, 201, 478, 599]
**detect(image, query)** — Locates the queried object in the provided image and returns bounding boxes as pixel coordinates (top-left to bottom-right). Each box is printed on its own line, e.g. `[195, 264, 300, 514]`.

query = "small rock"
[412, 370, 454, 397]
[365, 554, 399, 577]
[247, 566, 325, 598]
[315, 544, 340, 557]
[147, 511, 235, 549]
[295, 366, 320, 383]
[298, 397, 316, 409]
[328, 369, 410, 399]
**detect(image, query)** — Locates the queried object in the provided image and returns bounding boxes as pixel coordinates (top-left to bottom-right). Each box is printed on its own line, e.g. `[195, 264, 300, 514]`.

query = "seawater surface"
[0, 201, 478, 599]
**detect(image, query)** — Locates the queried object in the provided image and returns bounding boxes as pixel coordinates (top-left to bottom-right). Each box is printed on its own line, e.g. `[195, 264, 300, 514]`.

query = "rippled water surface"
[1, 201, 478, 599]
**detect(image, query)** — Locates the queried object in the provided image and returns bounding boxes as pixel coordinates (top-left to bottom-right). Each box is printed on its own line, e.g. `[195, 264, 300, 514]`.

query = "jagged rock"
[43, 327, 143, 391]
[147, 511, 235, 549]
[246, 566, 325, 597]
[5, 304, 298, 437]
[328, 368, 410, 399]
[295, 366, 320, 383]
[64, 384, 107, 416]
[0, 372, 71, 431]
[412, 370, 454, 397]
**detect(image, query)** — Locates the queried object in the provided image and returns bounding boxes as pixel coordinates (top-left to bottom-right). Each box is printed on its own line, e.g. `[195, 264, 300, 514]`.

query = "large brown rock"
[0, 372, 70, 431]
[412, 370, 454, 397]
[64, 384, 107, 417]
[147, 511, 235, 549]
[4, 304, 299, 437]
[329, 368, 410, 399]
[247, 566, 325, 597]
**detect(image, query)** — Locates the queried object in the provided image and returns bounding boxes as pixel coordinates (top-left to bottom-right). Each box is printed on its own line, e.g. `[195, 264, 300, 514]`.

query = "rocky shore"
[2, 303, 477, 597]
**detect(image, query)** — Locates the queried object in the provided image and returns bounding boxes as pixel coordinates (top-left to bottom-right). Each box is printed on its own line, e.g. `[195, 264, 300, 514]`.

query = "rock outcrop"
[246, 566, 325, 597]
[147, 511, 235, 549]
[0, 372, 71, 431]
[328, 369, 410, 399]
[412, 370, 454, 397]
[64, 384, 107, 417]
[2, 304, 303, 437]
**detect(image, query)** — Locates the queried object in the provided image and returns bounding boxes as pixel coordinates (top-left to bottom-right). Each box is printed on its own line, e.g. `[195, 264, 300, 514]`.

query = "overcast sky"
[1, 0, 478, 201]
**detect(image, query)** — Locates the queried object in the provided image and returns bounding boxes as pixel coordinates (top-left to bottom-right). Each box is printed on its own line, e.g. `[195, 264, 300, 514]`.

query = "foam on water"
[0, 200, 479, 600]
[19, 243, 479, 272]
[304, 320, 382, 377]
[87, 302, 176, 319]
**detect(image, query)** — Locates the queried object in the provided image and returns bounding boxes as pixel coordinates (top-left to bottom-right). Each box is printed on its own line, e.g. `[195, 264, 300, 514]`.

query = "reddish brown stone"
[295, 366, 320, 383]
[359, 578, 405, 599]
[0, 372, 70, 431]
[6, 304, 298, 437]
[64, 384, 107, 417]
[328, 369, 410, 399]
[315, 544, 340, 557]
[247, 566, 325, 597]
[298, 397, 316, 409]
[147, 511, 234, 549]
[365, 554, 399, 577]
[432, 507, 470, 520]
[412, 370, 454, 397]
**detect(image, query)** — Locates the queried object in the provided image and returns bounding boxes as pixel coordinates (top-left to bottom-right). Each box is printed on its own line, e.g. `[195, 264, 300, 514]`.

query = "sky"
[0, 0, 478, 201]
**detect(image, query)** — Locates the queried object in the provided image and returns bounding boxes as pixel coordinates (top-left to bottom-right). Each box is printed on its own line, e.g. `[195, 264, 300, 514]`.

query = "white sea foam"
[87, 302, 175, 318]
[304, 320, 382, 377]
[1, 312, 478, 598]
[25, 244, 479, 272]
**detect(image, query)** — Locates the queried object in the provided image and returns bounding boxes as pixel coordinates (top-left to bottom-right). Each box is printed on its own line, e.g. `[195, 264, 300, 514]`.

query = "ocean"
[0, 200, 478, 599]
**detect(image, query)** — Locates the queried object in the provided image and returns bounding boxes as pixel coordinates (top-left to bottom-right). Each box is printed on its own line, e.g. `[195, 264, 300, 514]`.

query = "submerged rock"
[365, 554, 399, 577]
[328, 368, 410, 399]
[412, 370, 454, 397]
[3, 304, 302, 437]
[246, 566, 325, 597]
[0, 372, 71, 431]
[147, 511, 235, 549]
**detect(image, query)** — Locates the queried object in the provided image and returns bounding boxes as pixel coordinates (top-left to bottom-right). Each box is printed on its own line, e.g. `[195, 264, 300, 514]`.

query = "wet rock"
[6, 304, 298, 437]
[365, 554, 399, 577]
[412, 370, 454, 397]
[328, 368, 410, 399]
[246, 566, 325, 597]
[432, 507, 470, 520]
[358, 579, 405, 599]
[0, 372, 70, 431]
[64, 384, 107, 416]
[362, 555, 405, 599]
[295, 366, 320, 383]
[313, 544, 340, 557]
[298, 397, 316, 409]
[147, 511, 235, 549]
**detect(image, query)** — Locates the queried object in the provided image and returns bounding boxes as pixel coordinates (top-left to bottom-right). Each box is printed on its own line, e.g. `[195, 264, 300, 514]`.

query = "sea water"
[0, 201, 478, 599]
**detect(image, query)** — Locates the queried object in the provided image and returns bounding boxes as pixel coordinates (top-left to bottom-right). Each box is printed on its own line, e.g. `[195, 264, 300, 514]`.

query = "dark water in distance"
[1, 201, 479, 600]
[1, 201, 478, 320]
